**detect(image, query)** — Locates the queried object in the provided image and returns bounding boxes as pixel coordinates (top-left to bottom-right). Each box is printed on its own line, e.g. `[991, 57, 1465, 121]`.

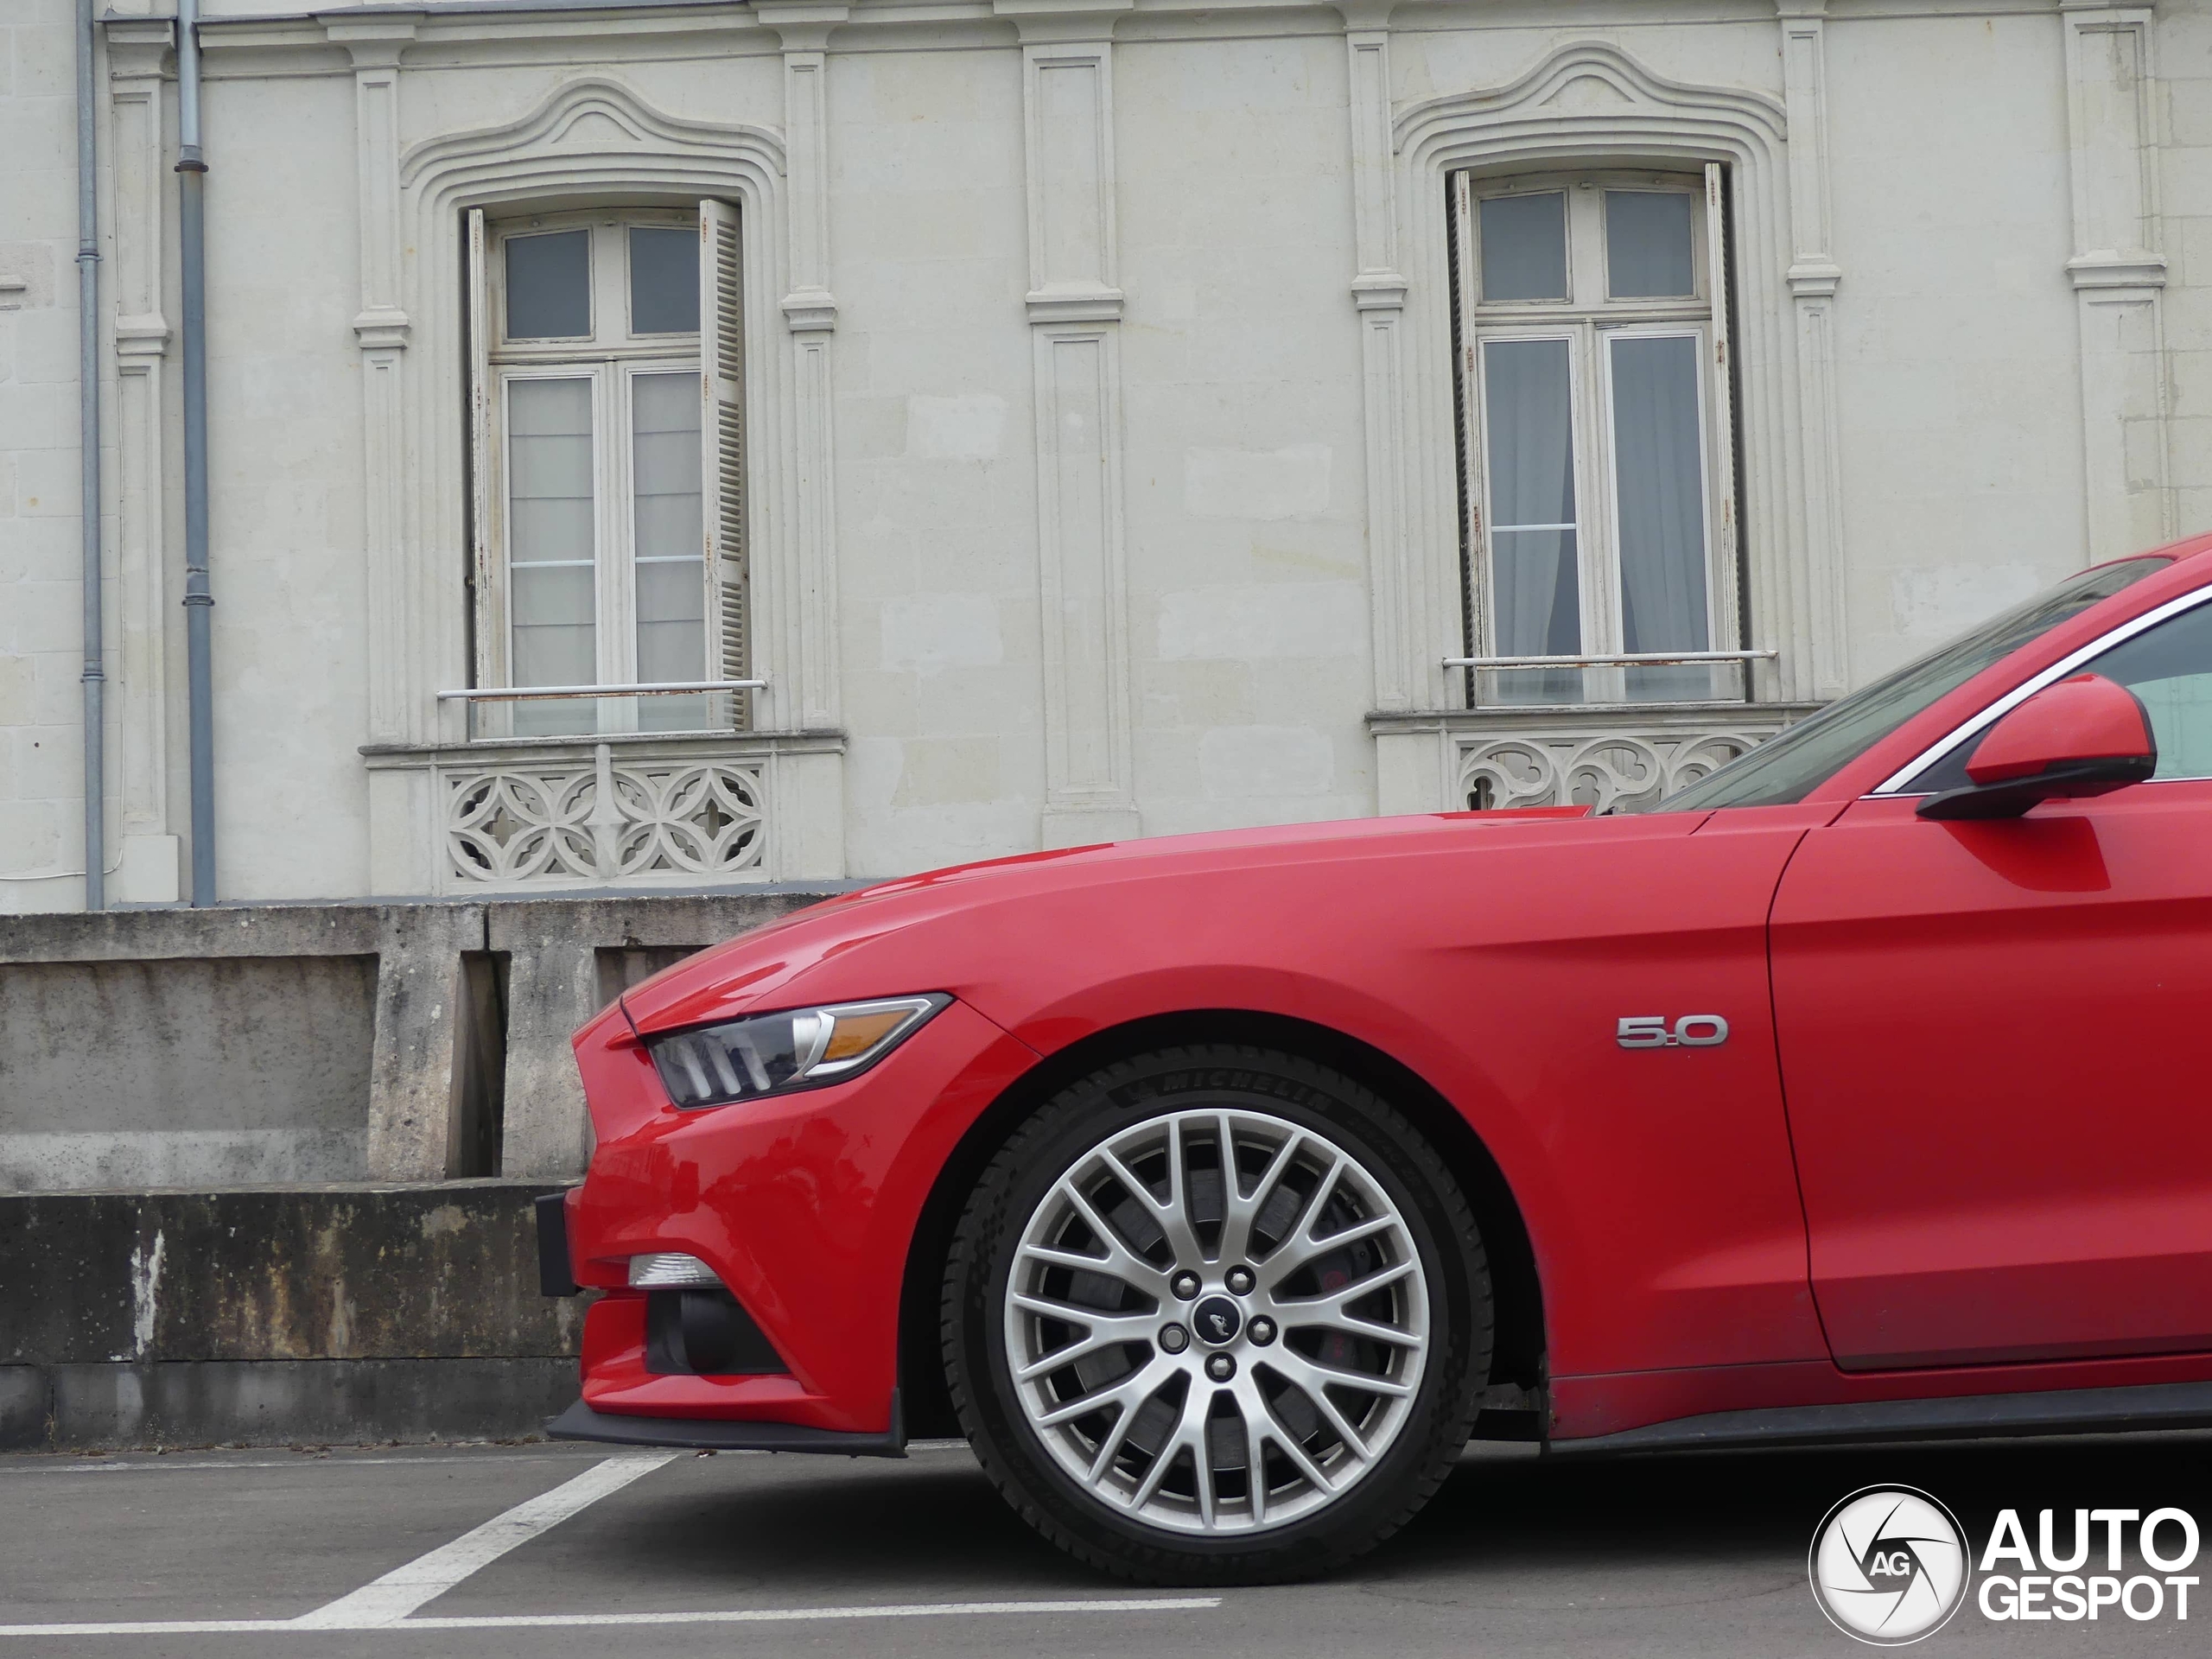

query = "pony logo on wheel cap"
[1192, 1296, 1243, 1346]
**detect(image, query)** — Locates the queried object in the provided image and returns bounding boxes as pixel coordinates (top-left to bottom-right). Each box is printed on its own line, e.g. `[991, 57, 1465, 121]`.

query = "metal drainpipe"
[177, 0, 214, 905]
[77, 0, 105, 910]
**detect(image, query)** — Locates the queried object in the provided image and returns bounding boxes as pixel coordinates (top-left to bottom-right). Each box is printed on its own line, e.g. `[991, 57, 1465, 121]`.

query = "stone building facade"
[3, 0, 2205, 911]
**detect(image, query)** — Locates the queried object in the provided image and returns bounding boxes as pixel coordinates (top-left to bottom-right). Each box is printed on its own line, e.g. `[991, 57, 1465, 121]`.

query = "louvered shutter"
[466, 207, 499, 715]
[699, 199, 749, 729]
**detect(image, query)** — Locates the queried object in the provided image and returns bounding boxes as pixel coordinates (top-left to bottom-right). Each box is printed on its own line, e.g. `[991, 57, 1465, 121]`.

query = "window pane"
[632, 372, 706, 727]
[630, 226, 699, 335]
[2082, 603, 2212, 779]
[505, 231, 590, 340]
[1913, 601, 2212, 787]
[1605, 191, 1695, 299]
[1478, 193, 1567, 302]
[1668, 558, 2168, 810]
[1610, 334, 1710, 701]
[507, 378, 595, 714]
[1482, 337, 1580, 682]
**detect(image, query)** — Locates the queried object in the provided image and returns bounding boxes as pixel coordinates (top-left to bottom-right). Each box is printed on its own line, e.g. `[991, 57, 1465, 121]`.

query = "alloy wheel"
[1001, 1108, 1431, 1535]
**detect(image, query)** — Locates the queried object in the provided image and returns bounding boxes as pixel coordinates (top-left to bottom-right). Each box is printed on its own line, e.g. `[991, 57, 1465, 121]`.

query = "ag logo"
[1810, 1486, 1970, 1645]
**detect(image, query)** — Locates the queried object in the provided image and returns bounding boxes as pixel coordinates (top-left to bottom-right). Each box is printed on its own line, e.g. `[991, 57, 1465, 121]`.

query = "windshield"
[1657, 557, 2171, 810]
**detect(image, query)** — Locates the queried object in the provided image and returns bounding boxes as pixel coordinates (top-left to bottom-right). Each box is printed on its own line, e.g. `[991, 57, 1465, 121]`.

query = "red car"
[543, 537, 2212, 1583]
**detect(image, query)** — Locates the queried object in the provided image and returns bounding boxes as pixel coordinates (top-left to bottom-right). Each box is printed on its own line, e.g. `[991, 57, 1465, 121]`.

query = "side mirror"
[1918, 673, 2156, 821]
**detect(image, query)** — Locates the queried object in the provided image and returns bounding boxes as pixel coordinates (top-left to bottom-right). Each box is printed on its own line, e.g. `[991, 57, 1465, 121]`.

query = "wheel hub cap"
[1002, 1106, 1431, 1536]
[1192, 1295, 1243, 1346]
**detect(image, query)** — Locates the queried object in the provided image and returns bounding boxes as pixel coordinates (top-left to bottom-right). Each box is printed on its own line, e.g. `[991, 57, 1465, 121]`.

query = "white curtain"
[632, 371, 706, 731]
[1483, 338, 1580, 660]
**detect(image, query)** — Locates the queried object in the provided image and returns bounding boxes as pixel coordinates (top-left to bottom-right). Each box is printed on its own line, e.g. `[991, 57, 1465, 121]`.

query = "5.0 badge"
[1617, 1014, 1730, 1049]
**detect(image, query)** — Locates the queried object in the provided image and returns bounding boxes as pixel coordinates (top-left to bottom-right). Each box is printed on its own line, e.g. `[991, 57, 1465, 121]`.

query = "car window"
[1904, 594, 2212, 793]
[1656, 557, 2171, 810]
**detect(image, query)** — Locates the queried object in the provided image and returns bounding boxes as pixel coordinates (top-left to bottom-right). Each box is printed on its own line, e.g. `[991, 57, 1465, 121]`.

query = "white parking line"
[0, 1598, 1223, 1637]
[294, 1452, 679, 1628]
[0, 1439, 1183, 1643]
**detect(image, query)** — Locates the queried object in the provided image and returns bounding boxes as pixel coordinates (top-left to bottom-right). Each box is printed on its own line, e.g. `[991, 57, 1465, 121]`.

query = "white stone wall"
[3, 0, 2209, 907]
[1, 0, 99, 911]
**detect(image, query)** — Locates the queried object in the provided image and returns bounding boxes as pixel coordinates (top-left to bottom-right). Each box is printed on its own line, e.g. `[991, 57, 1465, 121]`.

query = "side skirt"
[548, 1391, 906, 1458]
[1551, 1378, 2212, 1455]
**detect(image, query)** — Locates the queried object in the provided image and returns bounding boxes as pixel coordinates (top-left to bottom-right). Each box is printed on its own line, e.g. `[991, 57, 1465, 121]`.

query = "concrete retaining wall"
[0, 1182, 585, 1450]
[0, 891, 840, 1192]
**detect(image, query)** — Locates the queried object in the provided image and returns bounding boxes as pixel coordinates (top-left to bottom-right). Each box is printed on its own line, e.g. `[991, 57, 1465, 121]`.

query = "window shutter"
[1704, 162, 1742, 652]
[699, 199, 749, 729]
[467, 207, 498, 704]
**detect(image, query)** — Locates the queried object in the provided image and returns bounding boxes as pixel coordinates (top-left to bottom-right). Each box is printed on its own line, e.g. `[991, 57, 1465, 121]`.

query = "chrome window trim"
[1872, 583, 2212, 796]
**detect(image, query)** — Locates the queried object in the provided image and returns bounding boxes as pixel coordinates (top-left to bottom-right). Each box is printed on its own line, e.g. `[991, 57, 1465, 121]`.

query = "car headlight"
[645, 995, 950, 1109]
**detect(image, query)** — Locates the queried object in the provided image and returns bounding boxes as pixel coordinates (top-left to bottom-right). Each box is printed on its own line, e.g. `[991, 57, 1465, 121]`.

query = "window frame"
[1452, 164, 1743, 709]
[467, 204, 741, 738]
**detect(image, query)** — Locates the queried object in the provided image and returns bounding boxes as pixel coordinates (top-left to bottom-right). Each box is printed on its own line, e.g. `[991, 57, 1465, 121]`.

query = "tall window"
[1452, 167, 1740, 707]
[467, 203, 748, 736]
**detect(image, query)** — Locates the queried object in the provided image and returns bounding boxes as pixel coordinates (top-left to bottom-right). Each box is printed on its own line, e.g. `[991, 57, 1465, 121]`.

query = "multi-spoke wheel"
[944, 1046, 1491, 1584]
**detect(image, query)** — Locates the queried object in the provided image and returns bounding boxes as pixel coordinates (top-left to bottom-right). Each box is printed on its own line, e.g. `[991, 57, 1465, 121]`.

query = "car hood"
[614, 804, 1608, 1037]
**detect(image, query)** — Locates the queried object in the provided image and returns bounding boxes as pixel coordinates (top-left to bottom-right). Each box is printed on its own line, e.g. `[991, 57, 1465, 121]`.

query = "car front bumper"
[548, 995, 1037, 1444]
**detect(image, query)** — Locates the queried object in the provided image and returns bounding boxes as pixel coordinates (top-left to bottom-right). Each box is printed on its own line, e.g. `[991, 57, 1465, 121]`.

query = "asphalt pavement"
[3, 1427, 2207, 1656]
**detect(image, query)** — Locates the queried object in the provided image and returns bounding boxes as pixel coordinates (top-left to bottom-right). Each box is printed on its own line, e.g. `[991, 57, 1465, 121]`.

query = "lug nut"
[1205, 1353, 1236, 1382]
[1225, 1266, 1255, 1294]
[1248, 1316, 1276, 1345]
[1171, 1270, 1202, 1300]
[1160, 1324, 1190, 1354]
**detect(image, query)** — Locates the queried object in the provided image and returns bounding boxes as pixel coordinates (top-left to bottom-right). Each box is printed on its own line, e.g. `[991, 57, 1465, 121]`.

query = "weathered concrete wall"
[0, 957, 377, 1190]
[0, 891, 839, 1191]
[0, 1181, 583, 1450]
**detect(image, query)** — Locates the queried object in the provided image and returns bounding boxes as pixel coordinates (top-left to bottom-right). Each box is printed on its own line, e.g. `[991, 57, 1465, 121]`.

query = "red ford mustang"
[542, 537, 2212, 1583]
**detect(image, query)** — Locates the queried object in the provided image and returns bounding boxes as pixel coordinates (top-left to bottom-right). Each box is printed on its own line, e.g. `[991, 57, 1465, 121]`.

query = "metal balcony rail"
[437, 679, 767, 703]
[1441, 649, 1777, 670]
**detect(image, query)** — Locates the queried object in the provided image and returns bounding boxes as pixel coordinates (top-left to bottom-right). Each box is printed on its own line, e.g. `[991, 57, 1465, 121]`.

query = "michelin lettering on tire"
[1809, 1485, 1971, 1645]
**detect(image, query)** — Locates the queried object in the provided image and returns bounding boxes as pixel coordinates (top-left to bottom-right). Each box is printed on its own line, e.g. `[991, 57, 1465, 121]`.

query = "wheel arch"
[897, 1007, 1547, 1440]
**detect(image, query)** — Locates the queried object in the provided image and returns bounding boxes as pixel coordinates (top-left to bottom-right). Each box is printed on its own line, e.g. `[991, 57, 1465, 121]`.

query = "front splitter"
[546, 1394, 908, 1458]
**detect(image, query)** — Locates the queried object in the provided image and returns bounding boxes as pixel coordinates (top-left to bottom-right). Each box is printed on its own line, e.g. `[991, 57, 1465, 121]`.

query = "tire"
[942, 1044, 1491, 1584]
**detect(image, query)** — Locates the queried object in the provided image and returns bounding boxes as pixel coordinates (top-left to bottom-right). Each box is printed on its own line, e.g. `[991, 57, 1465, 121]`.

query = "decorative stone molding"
[1389, 42, 1822, 721]
[1370, 706, 1813, 815]
[1006, 8, 1140, 849]
[364, 732, 842, 893]
[757, 3, 842, 337]
[2061, 4, 2171, 561]
[359, 79, 847, 890]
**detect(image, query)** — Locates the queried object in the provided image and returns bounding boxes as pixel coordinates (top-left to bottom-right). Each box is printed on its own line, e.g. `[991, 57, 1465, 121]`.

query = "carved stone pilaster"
[327, 20, 417, 761]
[1001, 0, 1137, 847]
[2061, 3, 2171, 560]
[1778, 2, 1847, 702]
[758, 4, 845, 753]
[1338, 4, 1419, 721]
[105, 22, 181, 903]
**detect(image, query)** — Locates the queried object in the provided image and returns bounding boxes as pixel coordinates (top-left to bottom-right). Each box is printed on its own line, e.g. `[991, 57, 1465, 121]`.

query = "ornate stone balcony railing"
[1370, 703, 1820, 817]
[1457, 706, 1814, 814]
[361, 731, 845, 893]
